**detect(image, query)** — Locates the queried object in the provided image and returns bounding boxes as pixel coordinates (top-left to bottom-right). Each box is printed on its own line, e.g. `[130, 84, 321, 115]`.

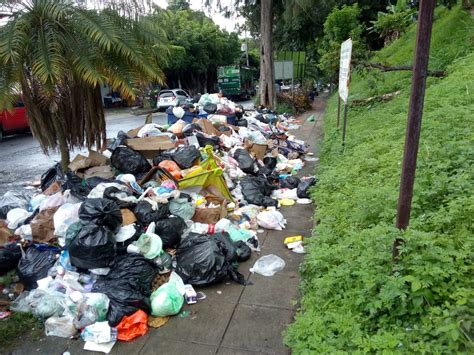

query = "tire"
[0, 127, 3, 142]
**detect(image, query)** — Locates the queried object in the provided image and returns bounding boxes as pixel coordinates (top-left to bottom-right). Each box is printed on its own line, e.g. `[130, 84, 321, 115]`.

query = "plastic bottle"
[189, 222, 216, 234]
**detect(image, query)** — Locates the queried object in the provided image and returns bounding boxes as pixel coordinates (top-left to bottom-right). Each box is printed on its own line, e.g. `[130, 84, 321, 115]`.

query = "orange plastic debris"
[116, 309, 148, 341]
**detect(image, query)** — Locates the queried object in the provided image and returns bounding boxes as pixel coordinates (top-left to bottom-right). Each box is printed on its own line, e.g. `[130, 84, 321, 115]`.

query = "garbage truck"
[217, 65, 255, 99]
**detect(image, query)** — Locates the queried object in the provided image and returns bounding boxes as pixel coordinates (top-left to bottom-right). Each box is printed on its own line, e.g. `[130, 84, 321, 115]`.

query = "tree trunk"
[52, 114, 70, 172]
[259, 0, 276, 109]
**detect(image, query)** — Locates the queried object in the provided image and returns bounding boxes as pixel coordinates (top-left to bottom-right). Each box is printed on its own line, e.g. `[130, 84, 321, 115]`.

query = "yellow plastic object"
[178, 168, 234, 202]
[284, 235, 303, 244]
[279, 198, 295, 206]
[199, 145, 219, 170]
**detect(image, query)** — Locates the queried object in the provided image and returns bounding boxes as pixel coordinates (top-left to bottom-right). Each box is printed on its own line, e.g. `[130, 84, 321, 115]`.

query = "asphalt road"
[0, 101, 253, 195]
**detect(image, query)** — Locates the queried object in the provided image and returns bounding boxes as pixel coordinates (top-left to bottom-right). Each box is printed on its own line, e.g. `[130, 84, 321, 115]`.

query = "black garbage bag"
[79, 198, 122, 233]
[213, 232, 237, 262]
[182, 123, 202, 137]
[234, 149, 257, 174]
[234, 118, 248, 127]
[203, 102, 217, 114]
[62, 171, 91, 200]
[196, 132, 221, 148]
[263, 157, 277, 170]
[111, 146, 151, 175]
[68, 224, 116, 270]
[280, 176, 301, 189]
[154, 216, 186, 248]
[234, 241, 251, 262]
[0, 191, 30, 219]
[17, 245, 59, 290]
[170, 146, 201, 169]
[175, 233, 247, 286]
[40, 163, 65, 192]
[0, 243, 22, 276]
[92, 254, 158, 326]
[297, 177, 317, 198]
[103, 186, 136, 209]
[240, 176, 278, 207]
[152, 151, 175, 166]
[107, 131, 129, 152]
[196, 132, 220, 148]
[134, 200, 169, 226]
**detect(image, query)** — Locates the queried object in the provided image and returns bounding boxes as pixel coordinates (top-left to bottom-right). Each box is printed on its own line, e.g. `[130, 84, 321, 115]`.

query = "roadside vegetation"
[285, 5, 474, 353]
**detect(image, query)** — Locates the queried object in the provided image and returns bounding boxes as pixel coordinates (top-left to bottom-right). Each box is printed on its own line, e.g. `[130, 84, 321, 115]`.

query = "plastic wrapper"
[169, 197, 196, 221]
[68, 224, 116, 270]
[17, 246, 59, 290]
[0, 191, 30, 219]
[133, 200, 169, 226]
[53, 203, 81, 237]
[257, 210, 287, 230]
[250, 254, 286, 276]
[45, 316, 77, 338]
[158, 160, 182, 180]
[117, 309, 148, 341]
[73, 302, 99, 329]
[175, 233, 247, 286]
[92, 254, 158, 326]
[111, 146, 151, 175]
[79, 198, 123, 233]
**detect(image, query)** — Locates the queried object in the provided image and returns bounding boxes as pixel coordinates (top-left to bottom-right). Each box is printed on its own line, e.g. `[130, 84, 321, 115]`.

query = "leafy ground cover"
[286, 6, 474, 353]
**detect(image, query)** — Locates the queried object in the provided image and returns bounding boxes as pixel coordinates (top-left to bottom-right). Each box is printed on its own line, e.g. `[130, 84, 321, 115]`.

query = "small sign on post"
[338, 38, 352, 146]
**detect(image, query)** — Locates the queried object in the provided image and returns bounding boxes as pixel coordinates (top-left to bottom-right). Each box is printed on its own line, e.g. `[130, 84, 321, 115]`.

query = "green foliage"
[369, 2, 415, 46]
[0, 312, 43, 350]
[286, 6, 474, 353]
[318, 4, 367, 82]
[150, 8, 240, 91]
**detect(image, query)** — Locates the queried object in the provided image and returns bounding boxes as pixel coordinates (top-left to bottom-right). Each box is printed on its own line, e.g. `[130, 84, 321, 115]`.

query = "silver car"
[156, 89, 190, 110]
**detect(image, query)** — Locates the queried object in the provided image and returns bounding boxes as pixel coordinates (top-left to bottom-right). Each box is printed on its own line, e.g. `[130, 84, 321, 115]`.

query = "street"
[0, 101, 253, 195]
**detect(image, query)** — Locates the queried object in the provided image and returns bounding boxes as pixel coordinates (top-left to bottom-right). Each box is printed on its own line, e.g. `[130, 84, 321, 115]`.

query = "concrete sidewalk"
[9, 96, 327, 355]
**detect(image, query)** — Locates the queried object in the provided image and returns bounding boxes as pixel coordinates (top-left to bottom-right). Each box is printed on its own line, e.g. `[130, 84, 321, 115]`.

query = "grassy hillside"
[285, 6, 474, 353]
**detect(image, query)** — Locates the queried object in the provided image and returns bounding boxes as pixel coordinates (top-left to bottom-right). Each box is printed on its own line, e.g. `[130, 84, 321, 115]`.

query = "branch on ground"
[365, 62, 446, 77]
[351, 90, 401, 107]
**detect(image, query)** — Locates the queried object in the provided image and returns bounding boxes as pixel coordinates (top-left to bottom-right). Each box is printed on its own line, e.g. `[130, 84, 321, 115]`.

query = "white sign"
[274, 60, 294, 80]
[338, 38, 352, 103]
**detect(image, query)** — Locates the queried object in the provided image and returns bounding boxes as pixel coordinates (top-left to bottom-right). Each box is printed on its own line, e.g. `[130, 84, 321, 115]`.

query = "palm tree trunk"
[260, 0, 276, 109]
[52, 114, 70, 172]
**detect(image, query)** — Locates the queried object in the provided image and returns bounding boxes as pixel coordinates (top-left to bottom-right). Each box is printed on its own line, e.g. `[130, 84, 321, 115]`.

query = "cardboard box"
[244, 139, 268, 161]
[127, 125, 144, 138]
[82, 165, 115, 180]
[194, 118, 220, 136]
[192, 195, 228, 224]
[125, 136, 175, 159]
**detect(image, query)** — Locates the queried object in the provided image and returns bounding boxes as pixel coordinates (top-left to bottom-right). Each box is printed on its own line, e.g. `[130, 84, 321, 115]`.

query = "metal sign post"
[338, 39, 352, 147]
[337, 96, 341, 128]
[393, 0, 435, 261]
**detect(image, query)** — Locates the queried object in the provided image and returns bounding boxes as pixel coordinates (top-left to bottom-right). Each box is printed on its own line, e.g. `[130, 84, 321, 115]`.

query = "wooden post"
[337, 96, 341, 128]
[393, 0, 436, 261]
[341, 102, 348, 147]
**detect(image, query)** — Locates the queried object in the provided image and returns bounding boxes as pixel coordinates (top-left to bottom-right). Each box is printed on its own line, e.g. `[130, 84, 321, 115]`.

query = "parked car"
[0, 99, 29, 141]
[156, 89, 190, 111]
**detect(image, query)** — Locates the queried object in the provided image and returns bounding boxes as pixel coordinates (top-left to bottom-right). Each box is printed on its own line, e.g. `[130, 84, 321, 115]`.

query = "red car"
[0, 99, 29, 141]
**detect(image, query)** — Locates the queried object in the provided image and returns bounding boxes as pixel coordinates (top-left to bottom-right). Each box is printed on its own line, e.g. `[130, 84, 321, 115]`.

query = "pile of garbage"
[0, 99, 316, 352]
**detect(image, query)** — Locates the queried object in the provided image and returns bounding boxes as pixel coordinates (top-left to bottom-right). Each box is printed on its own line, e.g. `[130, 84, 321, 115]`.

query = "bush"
[286, 6, 474, 353]
[277, 89, 312, 114]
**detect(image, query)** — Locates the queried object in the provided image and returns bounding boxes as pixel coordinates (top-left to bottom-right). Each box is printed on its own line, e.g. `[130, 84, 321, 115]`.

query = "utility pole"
[393, 0, 435, 261]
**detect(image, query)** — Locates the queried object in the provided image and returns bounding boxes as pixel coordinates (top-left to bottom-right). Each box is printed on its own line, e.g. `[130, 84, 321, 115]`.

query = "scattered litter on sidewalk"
[0, 92, 318, 349]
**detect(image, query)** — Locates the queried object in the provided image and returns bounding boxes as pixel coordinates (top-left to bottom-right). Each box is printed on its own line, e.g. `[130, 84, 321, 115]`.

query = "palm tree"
[0, 0, 167, 171]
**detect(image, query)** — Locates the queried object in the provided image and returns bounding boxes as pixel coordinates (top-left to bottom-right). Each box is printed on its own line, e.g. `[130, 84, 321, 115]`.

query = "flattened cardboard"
[125, 136, 175, 159]
[194, 118, 220, 136]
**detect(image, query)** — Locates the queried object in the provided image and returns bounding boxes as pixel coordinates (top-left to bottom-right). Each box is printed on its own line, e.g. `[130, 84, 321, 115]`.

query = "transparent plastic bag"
[249, 254, 286, 276]
[256, 210, 287, 230]
[45, 316, 77, 338]
[150, 272, 185, 316]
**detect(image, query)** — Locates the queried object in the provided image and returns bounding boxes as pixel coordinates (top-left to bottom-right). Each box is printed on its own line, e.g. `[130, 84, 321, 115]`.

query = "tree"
[0, 0, 166, 171]
[168, 0, 190, 12]
[260, 0, 275, 108]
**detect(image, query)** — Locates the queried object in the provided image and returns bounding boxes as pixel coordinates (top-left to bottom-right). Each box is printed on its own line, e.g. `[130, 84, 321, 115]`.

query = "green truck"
[217, 65, 255, 99]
